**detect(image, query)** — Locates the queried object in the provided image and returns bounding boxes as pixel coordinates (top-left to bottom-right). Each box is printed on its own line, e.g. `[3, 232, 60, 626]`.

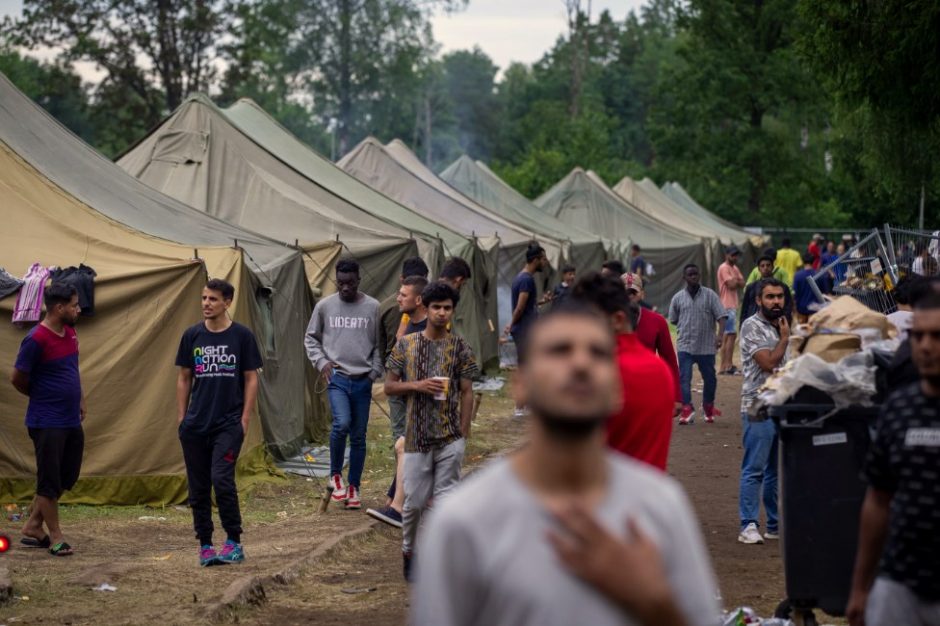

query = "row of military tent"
[0, 73, 340, 505]
[1, 69, 758, 504]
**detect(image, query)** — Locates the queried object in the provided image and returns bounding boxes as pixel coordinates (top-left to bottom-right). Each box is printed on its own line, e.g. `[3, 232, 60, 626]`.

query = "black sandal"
[49, 541, 73, 556]
[20, 535, 51, 549]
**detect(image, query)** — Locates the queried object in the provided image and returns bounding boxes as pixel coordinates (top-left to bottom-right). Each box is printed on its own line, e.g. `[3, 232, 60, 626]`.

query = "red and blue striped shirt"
[14, 324, 82, 428]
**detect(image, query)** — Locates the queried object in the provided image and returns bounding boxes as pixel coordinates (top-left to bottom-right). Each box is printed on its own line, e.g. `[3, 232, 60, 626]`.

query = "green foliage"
[2, 0, 937, 229]
[0, 48, 94, 143]
[798, 0, 940, 225]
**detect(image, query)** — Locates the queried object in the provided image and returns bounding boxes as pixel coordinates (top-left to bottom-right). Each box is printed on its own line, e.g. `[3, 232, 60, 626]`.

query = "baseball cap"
[726, 245, 741, 257]
[622, 272, 643, 292]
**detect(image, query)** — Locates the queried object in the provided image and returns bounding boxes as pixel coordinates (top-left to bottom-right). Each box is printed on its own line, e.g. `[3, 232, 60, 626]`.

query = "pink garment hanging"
[12, 263, 53, 324]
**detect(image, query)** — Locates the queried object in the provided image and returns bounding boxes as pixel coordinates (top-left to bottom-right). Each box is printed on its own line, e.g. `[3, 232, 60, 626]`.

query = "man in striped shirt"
[385, 282, 478, 582]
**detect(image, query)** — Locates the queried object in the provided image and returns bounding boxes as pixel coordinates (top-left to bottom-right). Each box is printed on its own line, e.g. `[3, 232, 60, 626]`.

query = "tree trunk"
[919, 181, 926, 230]
[425, 94, 432, 168]
[338, 0, 353, 156]
[747, 105, 764, 213]
[566, 1, 584, 118]
[155, 0, 183, 112]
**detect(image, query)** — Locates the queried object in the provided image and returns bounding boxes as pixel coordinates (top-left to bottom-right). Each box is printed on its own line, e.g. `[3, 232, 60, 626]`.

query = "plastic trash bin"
[767, 386, 880, 623]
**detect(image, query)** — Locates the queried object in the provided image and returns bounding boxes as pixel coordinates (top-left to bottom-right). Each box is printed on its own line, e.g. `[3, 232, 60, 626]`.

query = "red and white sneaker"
[345, 485, 362, 510]
[330, 474, 348, 502]
[704, 404, 722, 424]
[678, 404, 695, 425]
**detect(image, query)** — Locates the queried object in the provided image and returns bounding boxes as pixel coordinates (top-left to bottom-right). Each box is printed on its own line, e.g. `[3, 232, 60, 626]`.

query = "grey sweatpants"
[866, 577, 940, 626]
[402, 438, 466, 554]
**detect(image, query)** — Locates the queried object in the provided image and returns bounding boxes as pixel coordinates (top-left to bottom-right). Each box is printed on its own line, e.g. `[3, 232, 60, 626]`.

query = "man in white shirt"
[410, 302, 719, 626]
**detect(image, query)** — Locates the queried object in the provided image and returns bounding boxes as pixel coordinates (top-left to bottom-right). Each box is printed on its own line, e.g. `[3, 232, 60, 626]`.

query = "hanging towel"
[0, 267, 23, 300]
[13, 263, 52, 324]
[50, 264, 97, 316]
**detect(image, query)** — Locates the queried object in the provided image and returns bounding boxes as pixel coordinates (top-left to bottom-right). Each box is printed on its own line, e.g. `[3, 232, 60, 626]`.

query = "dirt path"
[240, 372, 796, 624]
[0, 371, 831, 624]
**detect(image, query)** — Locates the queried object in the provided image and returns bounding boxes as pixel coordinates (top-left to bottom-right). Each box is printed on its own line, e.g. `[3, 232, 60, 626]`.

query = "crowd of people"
[9, 231, 939, 626]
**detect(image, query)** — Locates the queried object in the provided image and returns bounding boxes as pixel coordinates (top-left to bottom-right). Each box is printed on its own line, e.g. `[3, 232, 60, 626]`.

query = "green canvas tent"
[440, 156, 609, 274]
[534, 168, 711, 309]
[0, 73, 325, 504]
[116, 94, 425, 302]
[340, 138, 564, 338]
[612, 176, 724, 280]
[661, 181, 768, 245]
[216, 99, 497, 369]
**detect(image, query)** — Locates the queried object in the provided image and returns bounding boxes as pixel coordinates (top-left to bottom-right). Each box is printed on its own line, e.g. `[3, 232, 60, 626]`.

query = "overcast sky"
[431, 0, 646, 70]
[1, 0, 647, 76]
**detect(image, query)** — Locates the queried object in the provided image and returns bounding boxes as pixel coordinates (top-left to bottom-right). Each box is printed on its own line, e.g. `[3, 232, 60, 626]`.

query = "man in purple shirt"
[11, 283, 85, 557]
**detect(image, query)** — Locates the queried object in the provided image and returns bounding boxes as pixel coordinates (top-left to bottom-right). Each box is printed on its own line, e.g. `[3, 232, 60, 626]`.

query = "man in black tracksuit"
[176, 279, 262, 567]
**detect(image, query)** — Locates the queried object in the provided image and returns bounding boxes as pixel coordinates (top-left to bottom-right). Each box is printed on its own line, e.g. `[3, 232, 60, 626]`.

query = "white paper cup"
[432, 376, 450, 401]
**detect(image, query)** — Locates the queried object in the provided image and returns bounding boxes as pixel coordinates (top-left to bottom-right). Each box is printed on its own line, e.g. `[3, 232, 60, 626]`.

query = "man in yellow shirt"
[774, 238, 803, 286]
[746, 247, 789, 287]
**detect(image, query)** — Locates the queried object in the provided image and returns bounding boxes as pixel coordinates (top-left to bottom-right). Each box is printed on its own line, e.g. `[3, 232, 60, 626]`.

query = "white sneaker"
[513, 408, 526, 419]
[738, 523, 764, 544]
[764, 530, 780, 540]
[330, 474, 348, 502]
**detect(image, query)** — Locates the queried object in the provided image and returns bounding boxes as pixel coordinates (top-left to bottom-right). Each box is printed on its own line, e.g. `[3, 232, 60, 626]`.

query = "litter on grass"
[93, 584, 117, 592]
[277, 446, 349, 478]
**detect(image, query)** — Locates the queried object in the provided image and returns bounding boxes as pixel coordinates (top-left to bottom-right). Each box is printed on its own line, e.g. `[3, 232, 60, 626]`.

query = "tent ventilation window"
[256, 287, 277, 357]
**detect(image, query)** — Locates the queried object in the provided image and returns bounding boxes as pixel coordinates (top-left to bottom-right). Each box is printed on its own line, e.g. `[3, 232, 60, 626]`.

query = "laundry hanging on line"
[0, 267, 23, 300]
[50, 264, 97, 316]
[13, 263, 55, 324]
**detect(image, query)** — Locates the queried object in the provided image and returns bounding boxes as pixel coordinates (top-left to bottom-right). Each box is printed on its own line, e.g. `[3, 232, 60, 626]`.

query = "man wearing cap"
[623, 272, 681, 410]
[718, 247, 745, 376]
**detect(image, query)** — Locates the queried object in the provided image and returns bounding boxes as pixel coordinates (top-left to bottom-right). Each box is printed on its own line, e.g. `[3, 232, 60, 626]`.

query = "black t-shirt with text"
[175, 322, 263, 435]
[864, 382, 940, 600]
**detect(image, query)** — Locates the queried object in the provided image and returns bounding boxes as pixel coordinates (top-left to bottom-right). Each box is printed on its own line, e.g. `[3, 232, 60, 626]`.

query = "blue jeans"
[677, 352, 716, 406]
[739, 412, 779, 531]
[327, 372, 373, 487]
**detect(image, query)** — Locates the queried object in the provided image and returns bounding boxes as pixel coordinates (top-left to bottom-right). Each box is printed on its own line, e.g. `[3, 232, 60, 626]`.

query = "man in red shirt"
[623, 273, 681, 409]
[573, 273, 674, 470]
[808, 234, 824, 271]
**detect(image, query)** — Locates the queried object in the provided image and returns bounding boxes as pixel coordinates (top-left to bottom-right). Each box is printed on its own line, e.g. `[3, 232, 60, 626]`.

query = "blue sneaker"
[199, 545, 221, 567]
[366, 506, 403, 528]
[217, 539, 244, 563]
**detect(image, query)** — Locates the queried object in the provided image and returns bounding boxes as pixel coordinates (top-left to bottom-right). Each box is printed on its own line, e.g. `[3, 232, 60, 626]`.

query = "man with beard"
[846, 293, 940, 626]
[505, 243, 549, 417]
[12, 283, 85, 557]
[740, 256, 793, 326]
[368, 275, 429, 529]
[737, 278, 789, 545]
[386, 282, 477, 582]
[669, 264, 727, 425]
[410, 302, 718, 626]
[175, 279, 262, 565]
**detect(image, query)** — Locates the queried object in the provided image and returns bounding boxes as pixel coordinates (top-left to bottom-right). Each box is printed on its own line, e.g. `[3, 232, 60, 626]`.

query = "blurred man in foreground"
[411, 302, 718, 626]
[847, 293, 940, 626]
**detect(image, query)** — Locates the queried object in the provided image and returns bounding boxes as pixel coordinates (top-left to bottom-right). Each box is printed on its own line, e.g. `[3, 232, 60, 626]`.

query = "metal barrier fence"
[808, 228, 898, 315]
[884, 225, 940, 279]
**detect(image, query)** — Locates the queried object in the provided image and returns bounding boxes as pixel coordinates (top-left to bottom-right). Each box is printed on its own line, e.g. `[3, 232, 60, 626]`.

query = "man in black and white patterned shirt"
[668, 264, 727, 426]
[847, 292, 940, 626]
